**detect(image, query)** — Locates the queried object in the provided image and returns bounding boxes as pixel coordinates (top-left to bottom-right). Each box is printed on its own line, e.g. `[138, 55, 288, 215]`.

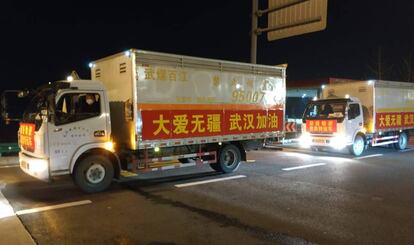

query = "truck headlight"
[28, 158, 49, 174]
[299, 133, 312, 148]
[329, 134, 347, 149]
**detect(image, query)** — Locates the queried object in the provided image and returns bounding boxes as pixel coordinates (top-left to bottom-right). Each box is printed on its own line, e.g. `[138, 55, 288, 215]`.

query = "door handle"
[54, 128, 62, 132]
[359, 123, 363, 126]
[94, 130, 106, 137]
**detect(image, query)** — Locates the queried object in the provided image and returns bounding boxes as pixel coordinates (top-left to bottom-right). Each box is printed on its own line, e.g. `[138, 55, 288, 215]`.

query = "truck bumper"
[19, 152, 50, 181]
[299, 134, 350, 150]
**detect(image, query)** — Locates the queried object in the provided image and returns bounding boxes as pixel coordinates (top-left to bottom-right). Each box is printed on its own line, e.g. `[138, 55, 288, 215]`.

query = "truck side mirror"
[1, 90, 28, 122]
[18, 90, 30, 98]
[1, 94, 5, 119]
[348, 104, 361, 120]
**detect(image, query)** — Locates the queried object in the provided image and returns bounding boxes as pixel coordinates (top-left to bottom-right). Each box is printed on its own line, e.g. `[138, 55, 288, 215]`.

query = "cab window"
[348, 103, 361, 119]
[55, 93, 101, 125]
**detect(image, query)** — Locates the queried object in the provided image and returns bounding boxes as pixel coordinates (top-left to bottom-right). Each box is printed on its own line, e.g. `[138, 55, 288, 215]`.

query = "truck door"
[346, 103, 363, 141]
[48, 91, 108, 174]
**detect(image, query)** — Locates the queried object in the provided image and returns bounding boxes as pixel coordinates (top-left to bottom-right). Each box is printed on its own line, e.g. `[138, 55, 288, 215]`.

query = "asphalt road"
[1, 146, 414, 245]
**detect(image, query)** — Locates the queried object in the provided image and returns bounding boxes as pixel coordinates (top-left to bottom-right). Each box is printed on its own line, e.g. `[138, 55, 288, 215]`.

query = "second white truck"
[300, 80, 414, 156]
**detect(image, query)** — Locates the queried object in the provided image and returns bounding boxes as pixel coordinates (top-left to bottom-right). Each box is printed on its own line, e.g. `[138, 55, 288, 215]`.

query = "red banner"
[19, 123, 35, 152]
[141, 109, 283, 140]
[376, 112, 414, 129]
[306, 120, 337, 134]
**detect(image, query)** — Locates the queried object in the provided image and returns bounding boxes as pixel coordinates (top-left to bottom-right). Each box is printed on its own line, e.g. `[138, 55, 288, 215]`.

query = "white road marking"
[399, 148, 414, 153]
[353, 154, 383, 160]
[0, 191, 15, 219]
[282, 163, 326, 171]
[175, 175, 246, 188]
[246, 160, 256, 163]
[0, 189, 36, 243]
[0, 165, 19, 169]
[15, 200, 92, 216]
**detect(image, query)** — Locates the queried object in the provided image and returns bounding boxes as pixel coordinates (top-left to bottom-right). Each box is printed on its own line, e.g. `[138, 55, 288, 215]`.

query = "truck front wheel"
[349, 135, 365, 156]
[210, 144, 241, 173]
[74, 155, 114, 193]
[394, 132, 408, 150]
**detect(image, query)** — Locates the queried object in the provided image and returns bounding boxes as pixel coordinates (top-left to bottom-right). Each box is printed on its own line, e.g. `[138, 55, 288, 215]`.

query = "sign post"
[251, 0, 328, 64]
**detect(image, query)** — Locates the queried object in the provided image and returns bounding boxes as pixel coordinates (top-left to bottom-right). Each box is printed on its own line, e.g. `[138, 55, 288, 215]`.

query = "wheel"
[394, 132, 408, 150]
[74, 155, 114, 193]
[209, 163, 222, 172]
[209, 144, 241, 173]
[348, 134, 365, 156]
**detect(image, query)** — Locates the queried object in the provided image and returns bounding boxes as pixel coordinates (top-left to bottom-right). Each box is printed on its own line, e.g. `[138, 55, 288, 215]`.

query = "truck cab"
[19, 80, 117, 192]
[300, 97, 366, 155]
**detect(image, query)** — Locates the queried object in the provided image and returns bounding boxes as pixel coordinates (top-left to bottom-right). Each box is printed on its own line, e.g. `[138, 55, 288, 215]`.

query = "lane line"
[0, 189, 36, 244]
[15, 200, 92, 216]
[175, 175, 246, 188]
[0, 190, 15, 219]
[245, 160, 256, 163]
[0, 165, 19, 169]
[282, 163, 326, 171]
[400, 148, 414, 153]
[353, 154, 383, 160]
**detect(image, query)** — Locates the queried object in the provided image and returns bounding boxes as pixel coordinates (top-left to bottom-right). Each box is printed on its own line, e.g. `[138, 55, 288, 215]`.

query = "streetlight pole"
[251, 0, 258, 64]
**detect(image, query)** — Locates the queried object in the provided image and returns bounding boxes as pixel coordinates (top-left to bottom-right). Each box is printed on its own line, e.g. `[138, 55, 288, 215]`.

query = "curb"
[0, 156, 19, 166]
[0, 191, 36, 245]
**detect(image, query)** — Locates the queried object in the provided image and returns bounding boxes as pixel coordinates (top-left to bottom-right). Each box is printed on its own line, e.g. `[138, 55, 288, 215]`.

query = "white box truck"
[299, 80, 414, 156]
[16, 49, 286, 192]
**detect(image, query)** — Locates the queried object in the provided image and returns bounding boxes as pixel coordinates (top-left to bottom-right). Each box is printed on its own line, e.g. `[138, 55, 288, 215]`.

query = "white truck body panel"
[321, 80, 414, 133]
[91, 50, 286, 150]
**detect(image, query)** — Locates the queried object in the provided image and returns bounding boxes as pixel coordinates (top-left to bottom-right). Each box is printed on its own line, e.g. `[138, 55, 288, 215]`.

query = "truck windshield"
[21, 82, 70, 129]
[21, 89, 53, 130]
[303, 101, 346, 121]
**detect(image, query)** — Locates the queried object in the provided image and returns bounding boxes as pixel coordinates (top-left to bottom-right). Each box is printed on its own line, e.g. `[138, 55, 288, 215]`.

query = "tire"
[209, 144, 241, 173]
[394, 132, 408, 150]
[74, 155, 114, 193]
[348, 134, 365, 156]
[209, 163, 222, 172]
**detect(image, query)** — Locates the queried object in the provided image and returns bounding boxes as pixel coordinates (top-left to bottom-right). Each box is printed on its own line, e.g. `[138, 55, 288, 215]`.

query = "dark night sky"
[1, 0, 414, 92]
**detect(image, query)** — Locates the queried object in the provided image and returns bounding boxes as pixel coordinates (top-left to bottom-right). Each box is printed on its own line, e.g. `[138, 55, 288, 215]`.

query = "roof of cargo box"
[60, 79, 106, 91]
[323, 79, 414, 89]
[373, 80, 414, 89]
[311, 98, 351, 104]
[92, 49, 286, 77]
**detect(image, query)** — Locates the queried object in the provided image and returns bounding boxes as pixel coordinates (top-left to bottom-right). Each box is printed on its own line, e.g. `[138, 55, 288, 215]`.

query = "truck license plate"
[313, 138, 326, 144]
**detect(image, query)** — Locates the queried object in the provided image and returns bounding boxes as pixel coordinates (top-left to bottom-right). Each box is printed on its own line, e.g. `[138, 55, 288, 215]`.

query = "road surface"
[1, 146, 414, 244]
